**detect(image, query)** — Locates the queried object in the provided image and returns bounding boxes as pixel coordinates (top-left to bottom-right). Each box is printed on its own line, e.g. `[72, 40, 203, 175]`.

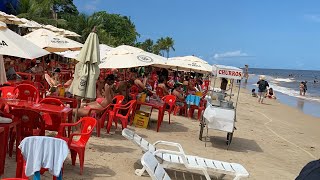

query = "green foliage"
[14, 1, 174, 52]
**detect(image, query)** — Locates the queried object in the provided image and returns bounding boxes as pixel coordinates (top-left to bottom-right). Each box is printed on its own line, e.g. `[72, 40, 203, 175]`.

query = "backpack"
[296, 159, 320, 180]
[258, 80, 267, 91]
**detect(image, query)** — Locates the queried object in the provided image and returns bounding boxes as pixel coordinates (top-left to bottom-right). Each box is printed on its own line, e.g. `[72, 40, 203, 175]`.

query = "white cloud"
[304, 14, 320, 23]
[213, 50, 251, 59]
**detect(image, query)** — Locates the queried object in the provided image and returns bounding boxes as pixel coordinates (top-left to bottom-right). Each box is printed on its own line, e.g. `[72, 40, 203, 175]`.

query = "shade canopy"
[68, 31, 100, 99]
[0, 22, 49, 59]
[99, 45, 167, 69]
[212, 64, 243, 80]
[24, 28, 83, 52]
[155, 55, 212, 73]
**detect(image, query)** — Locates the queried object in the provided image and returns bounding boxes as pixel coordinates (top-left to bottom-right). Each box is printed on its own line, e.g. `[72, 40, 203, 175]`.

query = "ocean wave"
[273, 78, 295, 83]
[268, 82, 320, 103]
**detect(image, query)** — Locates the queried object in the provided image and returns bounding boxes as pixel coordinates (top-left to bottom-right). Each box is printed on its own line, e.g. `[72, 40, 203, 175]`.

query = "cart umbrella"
[68, 30, 100, 99]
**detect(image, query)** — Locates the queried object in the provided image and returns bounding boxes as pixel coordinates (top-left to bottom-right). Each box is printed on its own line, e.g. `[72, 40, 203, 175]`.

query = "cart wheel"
[199, 111, 205, 141]
[226, 132, 233, 149]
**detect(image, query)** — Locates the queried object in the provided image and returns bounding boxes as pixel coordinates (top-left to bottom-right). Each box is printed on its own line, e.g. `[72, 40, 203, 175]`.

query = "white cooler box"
[203, 105, 235, 133]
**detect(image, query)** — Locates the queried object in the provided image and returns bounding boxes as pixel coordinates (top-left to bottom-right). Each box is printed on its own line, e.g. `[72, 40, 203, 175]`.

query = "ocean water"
[244, 68, 320, 117]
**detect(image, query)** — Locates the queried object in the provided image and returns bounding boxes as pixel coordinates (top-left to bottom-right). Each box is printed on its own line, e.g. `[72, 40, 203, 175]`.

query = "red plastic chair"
[88, 95, 124, 137]
[9, 109, 45, 158]
[161, 95, 176, 124]
[188, 99, 207, 120]
[202, 80, 210, 90]
[20, 80, 34, 85]
[0, 127, 5, 176]
[155, 87, 165, 98]
[39, 98, 65, 132]
[13, 84, 40, 103]
[34, 82, 46, 98]
[129, 85, 139, 100]
[173, 101, 188, 117]
[0, 86, 15, 98]
[106, 100, 136, 134]
[56, 117, 97, 175]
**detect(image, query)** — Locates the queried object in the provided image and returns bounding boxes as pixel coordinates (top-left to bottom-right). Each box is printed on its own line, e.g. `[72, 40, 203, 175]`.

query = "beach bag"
[258, 80, 267, 91]
[296, 159, 320, 180]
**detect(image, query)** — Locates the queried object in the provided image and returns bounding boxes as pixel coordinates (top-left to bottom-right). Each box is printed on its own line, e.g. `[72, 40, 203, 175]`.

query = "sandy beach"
[3, 86, 320, 180]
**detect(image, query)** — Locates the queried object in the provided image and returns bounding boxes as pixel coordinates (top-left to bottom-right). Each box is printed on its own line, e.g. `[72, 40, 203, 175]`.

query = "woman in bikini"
[73, 74, 116, 117]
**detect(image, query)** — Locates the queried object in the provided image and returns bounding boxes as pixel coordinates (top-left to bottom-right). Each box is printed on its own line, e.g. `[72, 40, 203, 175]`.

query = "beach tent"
[99, 45, 167, 69]
[24, 28, 83, 52]
[156, 55, 212, 73]
[212, 64, 243, 80]
[19, 19, 42, 29]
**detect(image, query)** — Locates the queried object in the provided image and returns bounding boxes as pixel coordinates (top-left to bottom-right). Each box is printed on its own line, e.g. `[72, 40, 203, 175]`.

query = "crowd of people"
[74, 66, 209, 117]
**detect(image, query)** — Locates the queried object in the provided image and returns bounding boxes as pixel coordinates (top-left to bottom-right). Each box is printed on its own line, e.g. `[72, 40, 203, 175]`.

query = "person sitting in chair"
[73, 74, 116, 117]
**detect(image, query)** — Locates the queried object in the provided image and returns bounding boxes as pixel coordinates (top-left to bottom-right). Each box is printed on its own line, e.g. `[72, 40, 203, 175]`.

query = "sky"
[73, 0, 320, 70]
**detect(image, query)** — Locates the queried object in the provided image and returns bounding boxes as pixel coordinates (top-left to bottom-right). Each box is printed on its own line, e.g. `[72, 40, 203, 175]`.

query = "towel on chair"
[18, 136, 69, 177]
[186, 94, 200, 107]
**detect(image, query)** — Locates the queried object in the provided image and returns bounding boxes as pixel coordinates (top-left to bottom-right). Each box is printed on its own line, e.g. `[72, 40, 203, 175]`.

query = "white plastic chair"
[122, 128, 249, 180]
[136, 152, 171, 180]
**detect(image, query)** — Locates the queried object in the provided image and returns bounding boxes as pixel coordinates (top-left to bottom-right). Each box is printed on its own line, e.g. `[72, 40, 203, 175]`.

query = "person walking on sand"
[257, 75, 269, 104]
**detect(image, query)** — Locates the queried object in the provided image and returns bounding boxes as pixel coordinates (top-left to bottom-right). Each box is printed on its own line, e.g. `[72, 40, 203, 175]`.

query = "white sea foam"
[273, 78, 295, 83]
[268, 82, 320, 103]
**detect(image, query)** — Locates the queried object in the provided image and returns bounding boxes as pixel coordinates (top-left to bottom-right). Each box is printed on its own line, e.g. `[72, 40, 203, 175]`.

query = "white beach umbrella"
[158, 55, 212, 73]
[63, 30, 81, 37]
[68, 29, 100, 99]
[19, 19, 42, 28]
[99, 45, 167, 69]
[0, 22, 49, 59]
[24, 28, 83, 52]
[55, 44, 113, 60]
[43, 25, 64, 33]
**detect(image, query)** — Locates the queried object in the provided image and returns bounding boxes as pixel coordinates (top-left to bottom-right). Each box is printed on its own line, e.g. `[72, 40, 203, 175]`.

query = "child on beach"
[251, 89, 257, 97]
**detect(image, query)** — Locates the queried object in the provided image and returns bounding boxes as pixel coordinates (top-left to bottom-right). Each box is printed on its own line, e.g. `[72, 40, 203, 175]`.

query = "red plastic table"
[46, 95, 78, 108]
[136, 100, 165, 132]
[0, 98, 73, 136]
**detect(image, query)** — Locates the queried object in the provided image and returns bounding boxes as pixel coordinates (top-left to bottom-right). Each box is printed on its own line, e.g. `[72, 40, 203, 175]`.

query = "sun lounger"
[137, 151, 171, 180]
[122, 128, 249, 180]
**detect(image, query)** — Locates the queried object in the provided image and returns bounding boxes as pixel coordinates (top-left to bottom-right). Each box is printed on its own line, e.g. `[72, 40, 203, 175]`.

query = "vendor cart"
[199, 65, 243, 149]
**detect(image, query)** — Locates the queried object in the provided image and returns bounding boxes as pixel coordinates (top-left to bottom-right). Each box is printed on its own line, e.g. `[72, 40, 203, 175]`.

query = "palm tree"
[164, 37, 175, 58]
[156, 37, 175, 58]
[156, 37, 166, 57]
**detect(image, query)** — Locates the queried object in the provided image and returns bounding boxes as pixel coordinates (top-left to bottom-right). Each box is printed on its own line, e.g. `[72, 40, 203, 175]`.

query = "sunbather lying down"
[73, 74, 115, 117]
